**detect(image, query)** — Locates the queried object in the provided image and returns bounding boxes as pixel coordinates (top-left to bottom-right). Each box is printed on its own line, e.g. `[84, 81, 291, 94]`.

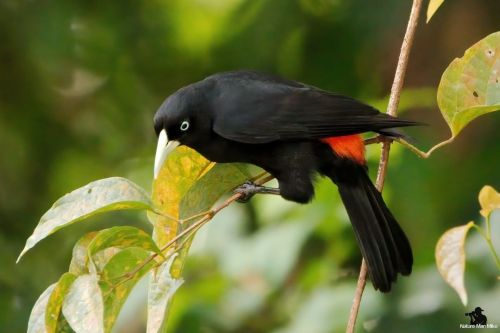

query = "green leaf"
[179, 163, 256, 220]
[174, 163, 259, 272]
[147, 255, 184, 333]
[426, 0, 445, 23]
[62, 274, 104, 333]
[437, 32, 500, 137]
[99, 247, 155, 332]
[100, 247, 154, 282]
[478, 185, 500, 218]
[87, 226, 160, 271]
[69, 232, 98, 275]
[27, 283, 56, 333]
[435, 222, 474, 305]
[18, 177, 153, 262]
[45, 273, 77, 333]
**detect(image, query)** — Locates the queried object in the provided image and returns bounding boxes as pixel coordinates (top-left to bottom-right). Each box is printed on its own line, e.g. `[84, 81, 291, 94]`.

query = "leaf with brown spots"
[148, 146, 213, 249]
[87, 226, 160, 271]
[437, 31, 500, 137]
[99, 247, 155, 332]
[45, 272, 77, 333]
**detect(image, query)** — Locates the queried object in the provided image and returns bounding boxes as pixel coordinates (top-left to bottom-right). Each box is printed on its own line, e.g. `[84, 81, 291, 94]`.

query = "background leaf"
[426, 0, 445, 23]
[18, 177, 153, 262]
[437, 32, 500, 137]
[62, 275, 104, 333]
[478, 185, 500, 218]
[435, 222, 474, 305]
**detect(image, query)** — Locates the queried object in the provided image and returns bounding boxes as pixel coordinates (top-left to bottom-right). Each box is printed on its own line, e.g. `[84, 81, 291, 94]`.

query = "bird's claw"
[234, 181, 261, 203]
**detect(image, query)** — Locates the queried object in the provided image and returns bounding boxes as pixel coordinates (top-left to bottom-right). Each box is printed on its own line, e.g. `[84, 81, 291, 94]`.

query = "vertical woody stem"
[345, 0, 423, 332]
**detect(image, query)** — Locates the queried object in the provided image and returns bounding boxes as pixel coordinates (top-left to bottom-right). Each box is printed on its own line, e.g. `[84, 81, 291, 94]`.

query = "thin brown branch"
[346, 0, 423, 332]
[364, 136, 384, 145]
[111, 173, 275, 289]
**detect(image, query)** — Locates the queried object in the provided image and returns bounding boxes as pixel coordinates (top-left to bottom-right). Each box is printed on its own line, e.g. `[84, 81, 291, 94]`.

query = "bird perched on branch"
[153, 70, 415, 292]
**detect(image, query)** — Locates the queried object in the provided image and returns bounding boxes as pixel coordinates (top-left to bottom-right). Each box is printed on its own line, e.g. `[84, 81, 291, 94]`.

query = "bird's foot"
[234, 181, 261, 203]
[234, 181, 280, 203]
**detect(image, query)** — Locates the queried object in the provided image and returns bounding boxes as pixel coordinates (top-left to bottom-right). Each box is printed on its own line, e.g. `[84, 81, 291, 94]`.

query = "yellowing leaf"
[478, 185, 500, 218]
[100, 247, 154, 332]
[18, 177, 153, 262]
[149, 146, 213, 249]
[87, 226, 160, 271]
[45, 273, 77, 333]
[437, 32, 500, 137]
[426, 0, 445, 23]
[435, 222, 474, 305]
[147, 147, 213, 330]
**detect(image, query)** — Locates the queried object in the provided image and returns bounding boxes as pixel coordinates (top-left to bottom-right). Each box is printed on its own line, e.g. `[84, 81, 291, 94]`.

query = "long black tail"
[332, 162, 413, 292]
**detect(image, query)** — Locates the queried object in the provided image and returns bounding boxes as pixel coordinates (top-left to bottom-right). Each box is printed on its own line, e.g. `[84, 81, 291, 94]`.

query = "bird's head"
[153, 83, 211, 178]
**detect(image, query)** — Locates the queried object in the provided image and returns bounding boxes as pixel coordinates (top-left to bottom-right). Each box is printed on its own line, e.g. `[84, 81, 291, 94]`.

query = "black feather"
[331, 162, 413, 292]
[206, 71, 418, 144]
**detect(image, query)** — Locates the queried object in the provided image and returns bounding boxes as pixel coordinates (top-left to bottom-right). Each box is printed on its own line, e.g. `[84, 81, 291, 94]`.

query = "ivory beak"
[154, 129, 180, 179]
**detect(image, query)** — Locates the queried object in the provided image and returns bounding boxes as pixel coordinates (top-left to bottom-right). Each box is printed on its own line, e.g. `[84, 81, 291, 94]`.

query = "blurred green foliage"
[1, 0, 499, 332]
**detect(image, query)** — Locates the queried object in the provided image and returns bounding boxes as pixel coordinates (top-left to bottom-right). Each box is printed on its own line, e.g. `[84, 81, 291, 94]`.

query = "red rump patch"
[321, 135, 366, 164]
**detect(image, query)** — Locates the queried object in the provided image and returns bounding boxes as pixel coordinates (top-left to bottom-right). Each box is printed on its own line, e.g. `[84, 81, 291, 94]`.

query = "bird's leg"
[363, 135, 385, 145]
[234, 181, 280, 203]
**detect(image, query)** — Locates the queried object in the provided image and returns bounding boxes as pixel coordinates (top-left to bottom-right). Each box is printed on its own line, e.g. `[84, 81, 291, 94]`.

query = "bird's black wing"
[208, 71, 416, 144]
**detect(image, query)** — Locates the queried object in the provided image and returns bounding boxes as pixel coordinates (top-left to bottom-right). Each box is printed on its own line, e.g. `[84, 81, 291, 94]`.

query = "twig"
[346, 0, 423, 332]
[110, 173, 274, 289]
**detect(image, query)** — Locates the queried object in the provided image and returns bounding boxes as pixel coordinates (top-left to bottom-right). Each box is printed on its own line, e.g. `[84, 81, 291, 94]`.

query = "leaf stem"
[395, 136, 455, 158]
[484, 216, 500, 271]
[471, 222, 500, 271]
[486, 215, 492, 240]
[486, 238, 500, 271]
[346, 0, 423, 332]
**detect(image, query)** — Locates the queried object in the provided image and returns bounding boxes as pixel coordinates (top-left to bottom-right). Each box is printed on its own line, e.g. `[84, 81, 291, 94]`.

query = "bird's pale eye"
[180, 120, 190, 131]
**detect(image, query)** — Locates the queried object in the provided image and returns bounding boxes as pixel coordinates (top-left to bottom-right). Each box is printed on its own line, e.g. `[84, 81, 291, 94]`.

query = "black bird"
[153, 70, 414, 292]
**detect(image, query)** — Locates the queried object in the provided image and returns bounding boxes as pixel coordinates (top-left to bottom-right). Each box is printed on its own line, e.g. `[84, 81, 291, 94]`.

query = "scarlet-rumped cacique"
[153, 70, 416, 292]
